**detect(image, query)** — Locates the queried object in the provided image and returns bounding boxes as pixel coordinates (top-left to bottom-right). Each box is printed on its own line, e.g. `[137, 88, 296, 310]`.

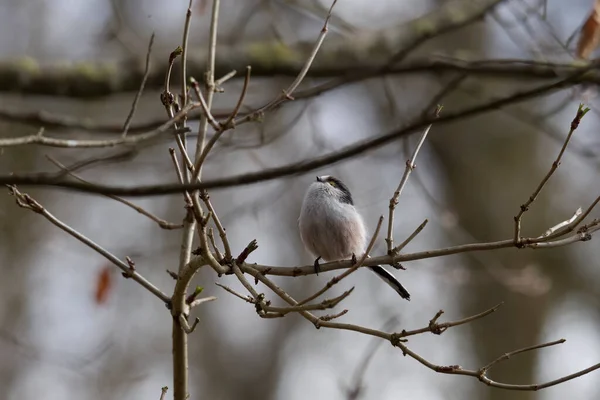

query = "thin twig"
[215, 69, 237, 87]
[397, 302, 503, 338]
[192, 0, 221, 172]
[7, 186, 170, 304]
[244, 261, 600, 391]
[159, 386, 168, 400]
[391, 219, 428, 254]
[199, 193, 232, 260]
[178, 314, 200, 334]
[207, 228, 224, 262]
[232, 0, 338, 128]
[194, 65, 252, 171]
[248, 223, 600, 276]
[264, 288, 354, 314]
[514, 104, 590, 243]
[216, 282, 254, 303]
[7, 70, 594, 193]
[539, 207, 582, 238]
[122, 33, 155, 138]
[189, 296, 218, 309]
[386, 107, 439, 254]
[46, 155, 182, 229]
[282, 0, 337, 97]
[481, 339, 565, 373]
[168, 147, 193, 205]
[542, 195, 600, 240]
[0, 103, 196, 149]
[181, 1, 193, 113]
[190, 77, 221, 132]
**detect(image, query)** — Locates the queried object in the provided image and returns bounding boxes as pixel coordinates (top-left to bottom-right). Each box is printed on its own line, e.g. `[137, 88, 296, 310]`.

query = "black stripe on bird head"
[318, 175, 354, 205]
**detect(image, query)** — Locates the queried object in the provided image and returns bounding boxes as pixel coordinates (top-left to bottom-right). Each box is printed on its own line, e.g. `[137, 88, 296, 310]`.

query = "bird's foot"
[313, 256, 322, 275]
[351, 253, 358, 265]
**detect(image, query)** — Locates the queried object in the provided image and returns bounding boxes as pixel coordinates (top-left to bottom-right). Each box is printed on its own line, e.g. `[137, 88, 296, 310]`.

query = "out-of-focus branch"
[0, 0, 503, 97]
[1, 70, 592, 196]
[122, 33, 155, 137]
[2, 57, 600, 133]
[45, 155, 183, 229]
[0, 103, 197, 148]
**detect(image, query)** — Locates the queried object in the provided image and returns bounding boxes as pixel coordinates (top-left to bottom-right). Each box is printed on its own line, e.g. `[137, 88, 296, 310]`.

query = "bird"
[298, 175, 410, 300]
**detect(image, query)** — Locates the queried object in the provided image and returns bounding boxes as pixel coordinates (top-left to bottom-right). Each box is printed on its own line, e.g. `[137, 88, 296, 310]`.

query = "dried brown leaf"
[95, 266, 113, 305]
[576, 0, 600, 59]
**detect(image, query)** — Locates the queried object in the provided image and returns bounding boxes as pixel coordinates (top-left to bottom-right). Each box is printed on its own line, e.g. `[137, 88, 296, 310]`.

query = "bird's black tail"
[368, 266, 410, 301]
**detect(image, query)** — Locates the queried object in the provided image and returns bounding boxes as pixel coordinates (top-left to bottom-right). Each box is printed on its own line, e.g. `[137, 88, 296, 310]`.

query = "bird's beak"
[316, 176, 322, 182]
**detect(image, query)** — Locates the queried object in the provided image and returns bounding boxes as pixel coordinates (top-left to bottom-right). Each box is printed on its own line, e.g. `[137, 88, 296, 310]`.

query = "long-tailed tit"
[298, 175, 410, 300]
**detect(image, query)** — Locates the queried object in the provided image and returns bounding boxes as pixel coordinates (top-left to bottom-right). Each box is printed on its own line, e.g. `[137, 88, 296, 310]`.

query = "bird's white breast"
[298, 183, 367, 261]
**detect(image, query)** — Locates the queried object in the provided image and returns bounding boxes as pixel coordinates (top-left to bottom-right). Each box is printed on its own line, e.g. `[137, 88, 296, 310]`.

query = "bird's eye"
[327, 181, 337, 187]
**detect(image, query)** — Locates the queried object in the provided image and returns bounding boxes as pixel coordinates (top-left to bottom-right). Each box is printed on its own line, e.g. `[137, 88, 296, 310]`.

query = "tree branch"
[0, 0, 504, 97]
[7, 186, 171, 304]
[1, 70, 592, 196]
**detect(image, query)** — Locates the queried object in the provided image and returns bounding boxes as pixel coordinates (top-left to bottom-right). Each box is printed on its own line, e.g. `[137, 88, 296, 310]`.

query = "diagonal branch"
[7, 186, 170, 304]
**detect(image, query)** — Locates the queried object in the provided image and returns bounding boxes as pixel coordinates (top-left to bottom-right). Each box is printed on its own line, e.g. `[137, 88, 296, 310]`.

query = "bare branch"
[481, 339, 565, 373]
[391, 219, 429, 254]
[46, 155, 183, 230]
[215, 69, 237, 87]
[398, 303, 503, 338]
[159, 386, 168, 400]
[3, 72, 592, 196]
[4, 58, 600, 134]
[514, 104, 590, 243]
[215, 282, 254, 303]
[0, 103, 197, 149]
[386, 108, 438, 254]
[222, 66, 251, 128]
[189, 296, 218, 309]
[247, 222, 600, 277]
[0, 1, 504, 97]
[231, 0, 338, 130]
[190, 77, 221, 132]
[122, 33, 155, 138]
[7, 186, 170, 304]
[178, 314, 200, 334]
[539, 207, 582, 238]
